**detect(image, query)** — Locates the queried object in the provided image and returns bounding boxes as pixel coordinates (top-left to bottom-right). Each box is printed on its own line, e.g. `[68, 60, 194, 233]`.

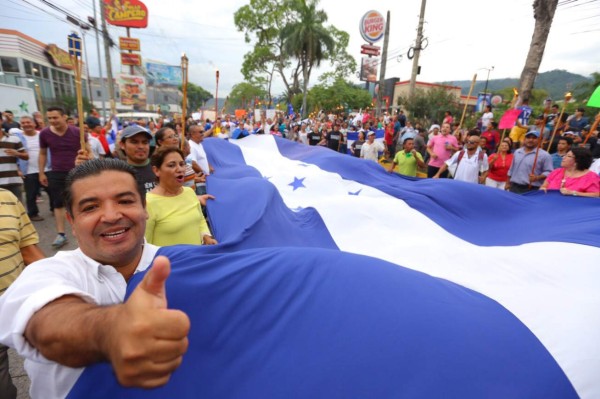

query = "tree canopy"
[234, 0, 356, 112]
[181, 82, 213, 112]
[228, 82, 267, 110]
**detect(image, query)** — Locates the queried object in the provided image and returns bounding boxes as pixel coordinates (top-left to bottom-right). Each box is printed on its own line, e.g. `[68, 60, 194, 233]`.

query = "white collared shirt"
[0, 243, 159, 399]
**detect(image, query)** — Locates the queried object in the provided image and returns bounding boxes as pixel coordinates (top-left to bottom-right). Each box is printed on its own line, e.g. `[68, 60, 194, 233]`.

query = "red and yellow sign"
[44, 44, 74, 70]
[104, 0, 148, 29]
[359, 10, 385, 43]
[121, 53, 142, 66]
[119, 37, 140, 51]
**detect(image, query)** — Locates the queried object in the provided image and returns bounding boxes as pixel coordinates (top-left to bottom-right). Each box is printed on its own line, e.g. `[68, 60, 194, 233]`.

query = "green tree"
[280, 0, 335, 117]
[180, 82, 213, 113]
[574, 72, 600, 103]
[234, 0, 300, 102]
[60, 95, 91, 117]
[308, 77, 371, 113]
[234, 0, 354, 110]
[229, 82, 267, 109]
[396, 87, 461, 127]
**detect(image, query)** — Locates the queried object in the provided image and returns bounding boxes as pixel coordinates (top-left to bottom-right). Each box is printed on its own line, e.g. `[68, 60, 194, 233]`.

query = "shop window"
[1, 57, 19, 73]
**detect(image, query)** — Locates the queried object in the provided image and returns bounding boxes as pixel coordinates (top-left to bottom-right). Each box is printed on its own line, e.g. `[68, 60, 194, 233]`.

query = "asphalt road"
[8, 191, 78, 399]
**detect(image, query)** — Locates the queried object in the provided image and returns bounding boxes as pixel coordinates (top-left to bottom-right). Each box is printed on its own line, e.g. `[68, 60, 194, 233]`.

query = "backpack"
[448, 150, 485, 177]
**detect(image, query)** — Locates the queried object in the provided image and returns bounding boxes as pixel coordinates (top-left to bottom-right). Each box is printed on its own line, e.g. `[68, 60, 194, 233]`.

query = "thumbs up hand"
[106, 256, 190, 388]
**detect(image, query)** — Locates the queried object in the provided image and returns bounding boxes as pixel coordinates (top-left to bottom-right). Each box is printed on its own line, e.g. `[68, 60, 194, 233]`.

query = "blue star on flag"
[289, 177, 306, 191]
[348, 189, 362, 196]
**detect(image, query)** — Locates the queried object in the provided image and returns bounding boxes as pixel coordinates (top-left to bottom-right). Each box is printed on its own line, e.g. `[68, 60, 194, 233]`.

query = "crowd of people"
[0, 102, 599, 398]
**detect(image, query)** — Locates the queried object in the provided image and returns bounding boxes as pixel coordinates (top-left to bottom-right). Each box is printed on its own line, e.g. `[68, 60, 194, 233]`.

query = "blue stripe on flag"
[68, 246, 577, 399]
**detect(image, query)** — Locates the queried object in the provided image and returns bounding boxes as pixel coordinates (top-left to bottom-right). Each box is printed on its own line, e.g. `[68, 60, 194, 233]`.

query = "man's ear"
[66, 212, 76, 238]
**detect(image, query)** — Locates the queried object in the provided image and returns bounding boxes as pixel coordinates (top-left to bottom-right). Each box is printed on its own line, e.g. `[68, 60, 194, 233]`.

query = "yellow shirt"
[145, 187, 211, 246]
[0, 189, 39, 294]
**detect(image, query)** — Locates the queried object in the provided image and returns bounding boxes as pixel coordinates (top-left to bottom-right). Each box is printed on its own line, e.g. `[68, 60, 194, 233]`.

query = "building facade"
[0, 29, 89, 112]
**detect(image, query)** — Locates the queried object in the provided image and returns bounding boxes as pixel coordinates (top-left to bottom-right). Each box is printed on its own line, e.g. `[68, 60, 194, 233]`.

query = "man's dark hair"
[47, 106, 66, 115]
[403, 137, 414, 145]
[4, 110, 13, 115]
[559, 136, 573, 146]
[64, 159, 144, 217]
[576, 107, 585, 113]
[467, 128, 481, 137]
[571, 147, 593, 171]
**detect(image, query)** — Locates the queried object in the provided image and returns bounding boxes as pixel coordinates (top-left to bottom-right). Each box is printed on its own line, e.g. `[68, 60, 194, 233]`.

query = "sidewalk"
[8, 192, 78, 399]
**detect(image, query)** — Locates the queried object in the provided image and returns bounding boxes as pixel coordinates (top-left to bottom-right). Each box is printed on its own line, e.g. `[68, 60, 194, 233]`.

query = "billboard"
[104, 0, 148, 28]
[146, 62, 182, 86]
[119, 37, 140, 51]
[119, 74, 146, 108]
[121, 53, 142, 66]
[360, 57, 378, 83]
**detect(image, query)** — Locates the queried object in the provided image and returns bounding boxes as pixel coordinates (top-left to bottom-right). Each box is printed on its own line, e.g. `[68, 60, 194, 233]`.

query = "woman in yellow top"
[145, 146, 218, 246]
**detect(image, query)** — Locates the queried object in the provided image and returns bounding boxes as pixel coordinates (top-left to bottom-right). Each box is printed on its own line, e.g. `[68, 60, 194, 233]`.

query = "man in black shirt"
[118, 126, 156, 193]
[351, 131, 365, 157]
[326, 124, 342, 151]
[307, 129, 322, 146]
[2, 110, 20, 133]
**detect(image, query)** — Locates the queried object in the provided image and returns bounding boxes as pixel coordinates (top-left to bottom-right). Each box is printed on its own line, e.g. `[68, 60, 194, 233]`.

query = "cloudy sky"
[3, 0, 600, 96]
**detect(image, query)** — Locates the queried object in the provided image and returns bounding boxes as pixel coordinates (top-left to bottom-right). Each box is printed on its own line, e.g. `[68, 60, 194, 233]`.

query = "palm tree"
[280, 0, 334, 117]
[518, 0, 560, 103]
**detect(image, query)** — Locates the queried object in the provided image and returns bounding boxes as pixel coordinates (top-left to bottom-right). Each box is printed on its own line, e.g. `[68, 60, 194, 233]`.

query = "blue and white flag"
[68, 136, 600, 398]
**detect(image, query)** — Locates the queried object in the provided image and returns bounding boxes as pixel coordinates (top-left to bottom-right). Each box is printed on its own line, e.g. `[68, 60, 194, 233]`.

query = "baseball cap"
[428, 124, 440, 132]
[562, 130, 578, 137]
[525, 130, 540, 138]
[367, 131, 376, 136]
[120, 125, 152, 141]
[85, 116, 101, 129]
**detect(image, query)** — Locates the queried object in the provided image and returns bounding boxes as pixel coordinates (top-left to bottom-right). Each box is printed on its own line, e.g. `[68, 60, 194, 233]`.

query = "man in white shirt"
[360, 131, 385, 162]
[0, 159, 190, 399]
[17, 116, 48, 221]
[188, 124, 213, 195]
[433, 134, 489, 184]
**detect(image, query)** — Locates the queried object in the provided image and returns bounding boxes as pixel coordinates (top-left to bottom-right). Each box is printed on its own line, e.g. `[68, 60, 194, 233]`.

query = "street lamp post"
[215, 69, 220, 121]
[479, 66, 494, 110]
[180, 53, 189, 149]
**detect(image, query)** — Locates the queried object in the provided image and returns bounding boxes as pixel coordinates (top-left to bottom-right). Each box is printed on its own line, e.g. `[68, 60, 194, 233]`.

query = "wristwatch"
[572, 192, 577, 196]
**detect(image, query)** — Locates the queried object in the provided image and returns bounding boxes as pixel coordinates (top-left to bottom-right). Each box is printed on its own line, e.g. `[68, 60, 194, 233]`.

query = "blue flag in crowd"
[68, 136, 600, 399]
[287, 102, 294, 116]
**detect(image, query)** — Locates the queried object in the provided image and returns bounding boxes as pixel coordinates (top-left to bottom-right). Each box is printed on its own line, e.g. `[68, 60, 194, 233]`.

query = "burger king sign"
[360, 10, 385, 43]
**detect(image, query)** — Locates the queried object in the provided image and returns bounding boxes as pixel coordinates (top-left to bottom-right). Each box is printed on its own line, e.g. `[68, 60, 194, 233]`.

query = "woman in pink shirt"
[426, 123, 460, 178]
[541, 148, 599, 197]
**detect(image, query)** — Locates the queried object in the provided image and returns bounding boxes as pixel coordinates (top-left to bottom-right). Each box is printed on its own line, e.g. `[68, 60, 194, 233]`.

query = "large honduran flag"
[68, 135, 600, 399]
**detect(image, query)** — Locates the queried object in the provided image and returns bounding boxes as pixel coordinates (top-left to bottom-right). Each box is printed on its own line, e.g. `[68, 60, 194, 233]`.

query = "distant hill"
[439, 70, 592, 100]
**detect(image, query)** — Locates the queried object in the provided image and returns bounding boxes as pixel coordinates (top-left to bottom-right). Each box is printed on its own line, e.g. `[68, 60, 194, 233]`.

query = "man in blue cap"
[506, 130, 554, 194]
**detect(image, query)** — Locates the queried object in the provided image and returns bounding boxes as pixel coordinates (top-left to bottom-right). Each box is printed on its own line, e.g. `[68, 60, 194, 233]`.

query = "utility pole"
[376, 11, 390, 118]
[99, 0, 117, 115]
[408, 0, 427, 98]
[90, 0, 106, 120]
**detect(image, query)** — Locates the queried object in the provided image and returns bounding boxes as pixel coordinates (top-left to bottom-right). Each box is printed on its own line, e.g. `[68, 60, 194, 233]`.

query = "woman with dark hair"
[144, 146, 218, 245]
[485, 140, 513, 190]
[154, 126, 179, 148]
[541, 147, 599, 197]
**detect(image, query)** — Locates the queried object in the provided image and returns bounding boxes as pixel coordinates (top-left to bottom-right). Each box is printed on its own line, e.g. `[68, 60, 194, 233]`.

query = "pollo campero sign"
[104, 0, 148, 28]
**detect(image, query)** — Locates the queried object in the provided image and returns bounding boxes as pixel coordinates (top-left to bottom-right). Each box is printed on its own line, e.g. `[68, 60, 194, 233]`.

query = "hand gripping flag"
[68, 136, 600, 399]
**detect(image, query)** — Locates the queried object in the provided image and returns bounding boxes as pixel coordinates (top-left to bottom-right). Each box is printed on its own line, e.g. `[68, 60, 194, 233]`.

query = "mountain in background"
[439, 69, 592, 100]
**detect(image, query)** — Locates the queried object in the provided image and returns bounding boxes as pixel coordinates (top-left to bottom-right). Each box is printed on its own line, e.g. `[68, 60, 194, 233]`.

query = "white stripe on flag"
[232, 135, 600, 399]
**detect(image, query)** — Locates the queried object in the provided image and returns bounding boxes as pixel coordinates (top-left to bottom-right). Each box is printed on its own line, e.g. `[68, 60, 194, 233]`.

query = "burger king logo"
[360, 10, 385, 43]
